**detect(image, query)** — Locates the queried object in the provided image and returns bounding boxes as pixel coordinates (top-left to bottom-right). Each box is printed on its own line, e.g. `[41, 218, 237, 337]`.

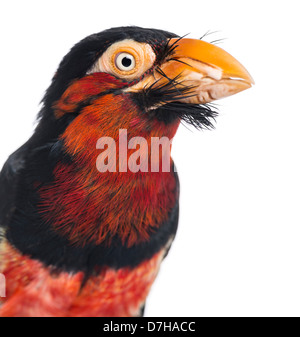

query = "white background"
[1, 0, 299, 317]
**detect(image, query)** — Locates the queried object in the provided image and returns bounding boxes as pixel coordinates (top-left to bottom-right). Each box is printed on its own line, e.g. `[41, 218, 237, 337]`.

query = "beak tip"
[245, 71, 255, 86]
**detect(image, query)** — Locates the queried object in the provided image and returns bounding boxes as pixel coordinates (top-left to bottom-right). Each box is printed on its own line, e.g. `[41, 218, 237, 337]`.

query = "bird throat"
[38, 80, 180, 248]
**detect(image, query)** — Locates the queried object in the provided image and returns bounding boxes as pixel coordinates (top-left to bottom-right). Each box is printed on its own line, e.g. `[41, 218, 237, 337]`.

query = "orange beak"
[129, 38, 254, 104]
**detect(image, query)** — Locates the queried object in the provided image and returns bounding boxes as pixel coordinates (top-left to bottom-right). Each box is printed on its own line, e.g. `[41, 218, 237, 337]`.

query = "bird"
[0, 26, 253, 317]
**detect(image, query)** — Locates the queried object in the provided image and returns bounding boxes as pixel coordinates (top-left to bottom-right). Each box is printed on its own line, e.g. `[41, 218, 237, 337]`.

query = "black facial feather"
[158, 102, 218, 129]
[133, 66, 218, 129]
[154, 34, 188, 65]
[134, 74, 195, 108]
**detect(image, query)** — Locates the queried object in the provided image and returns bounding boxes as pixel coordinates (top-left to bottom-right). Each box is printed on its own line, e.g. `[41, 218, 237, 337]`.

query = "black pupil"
[121, 56, 132, 68]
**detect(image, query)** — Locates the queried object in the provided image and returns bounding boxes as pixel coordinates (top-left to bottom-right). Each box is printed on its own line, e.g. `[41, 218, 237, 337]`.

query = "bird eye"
[89, 40, 156, 80]
[115, 53, 136, 71]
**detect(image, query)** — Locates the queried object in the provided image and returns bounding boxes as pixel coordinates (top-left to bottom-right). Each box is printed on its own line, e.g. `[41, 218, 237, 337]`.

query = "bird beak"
[129, 38, 254, 104]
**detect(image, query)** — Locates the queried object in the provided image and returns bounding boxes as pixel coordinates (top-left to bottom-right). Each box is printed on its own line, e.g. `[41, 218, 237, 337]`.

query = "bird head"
[40, 26, 253, 145]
